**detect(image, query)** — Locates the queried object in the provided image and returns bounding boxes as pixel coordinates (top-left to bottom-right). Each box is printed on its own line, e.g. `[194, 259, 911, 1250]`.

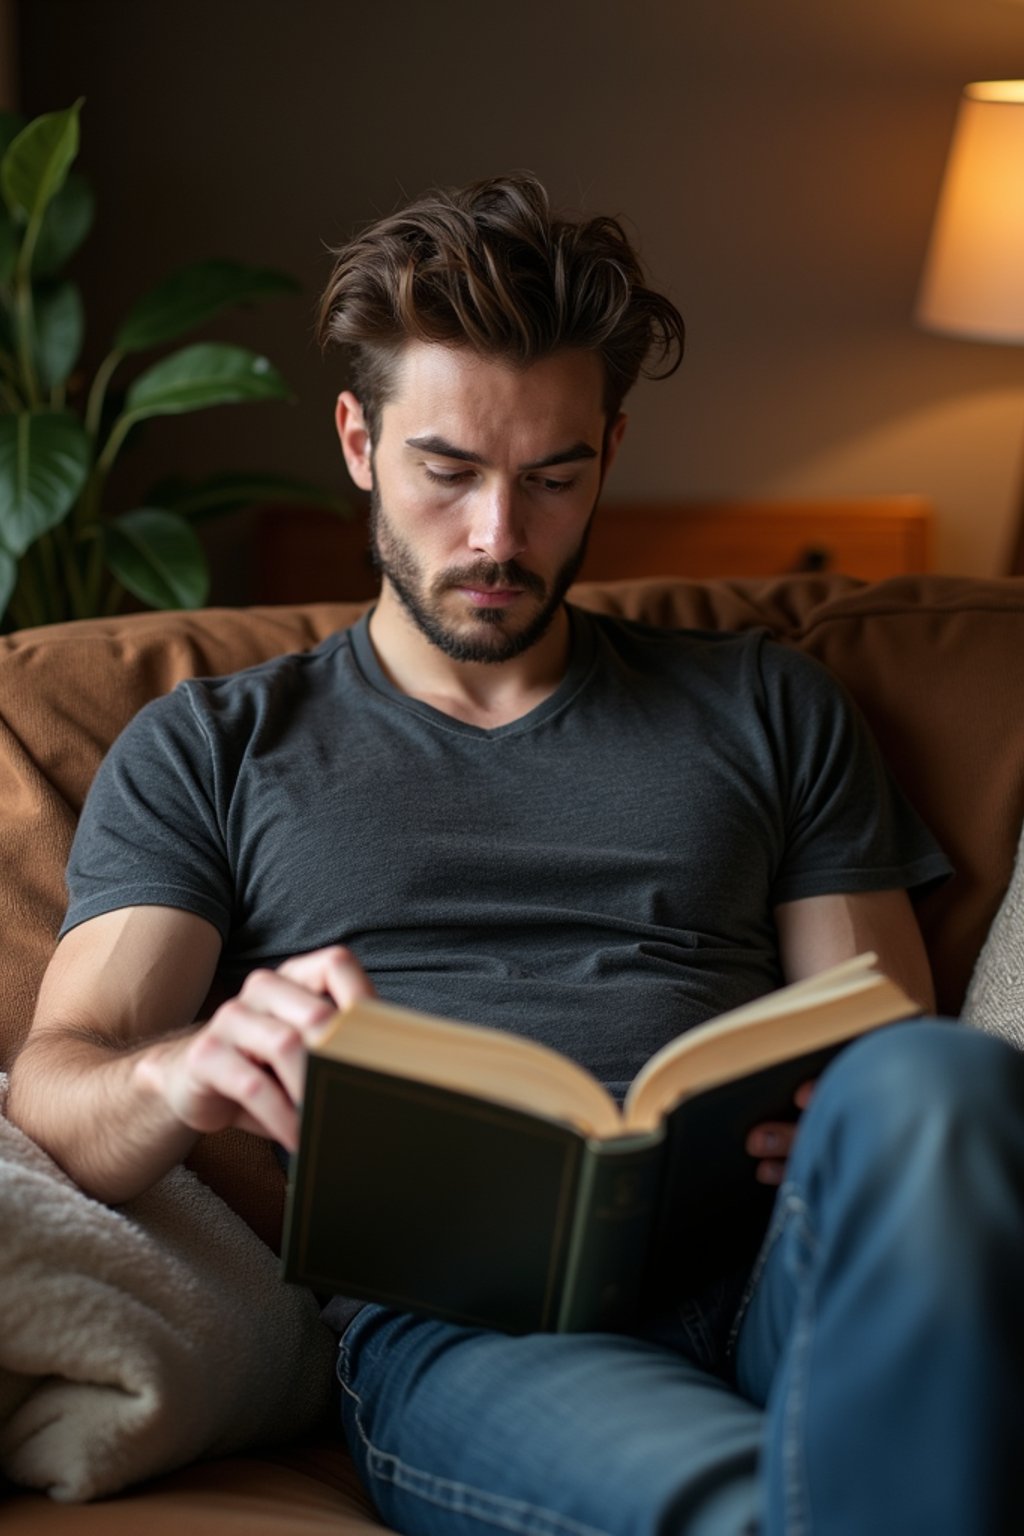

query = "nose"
[468, 482, 526, 566]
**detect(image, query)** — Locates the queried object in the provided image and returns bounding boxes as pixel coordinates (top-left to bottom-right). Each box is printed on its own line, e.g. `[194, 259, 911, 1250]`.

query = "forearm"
[12, 920, 376, 1205]
[7, 1027, 199, 1204]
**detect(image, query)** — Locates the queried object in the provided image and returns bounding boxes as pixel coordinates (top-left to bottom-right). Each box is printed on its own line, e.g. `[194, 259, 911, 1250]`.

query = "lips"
[458, 587, 524, 608]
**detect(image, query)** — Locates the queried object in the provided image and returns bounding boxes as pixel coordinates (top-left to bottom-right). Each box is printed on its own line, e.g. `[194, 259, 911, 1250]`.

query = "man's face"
[337, 343, 625, 664]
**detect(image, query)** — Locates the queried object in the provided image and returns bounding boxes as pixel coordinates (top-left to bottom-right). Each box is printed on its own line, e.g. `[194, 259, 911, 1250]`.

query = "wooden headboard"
[254, 496, 933, 604]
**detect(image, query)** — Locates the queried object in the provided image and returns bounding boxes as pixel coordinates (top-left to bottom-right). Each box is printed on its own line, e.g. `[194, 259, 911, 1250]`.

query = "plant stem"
[84, 349, 124, 441]
[12, 273, 40, 409]
[95, 410, 135, 479]
[102, 576, 124, 616]
[52, 522, 91, 619]
[80, 516, 107, 613]
[73, 410, 137, 605]
[11, 550, 47, 628]
[35, 532, 62, 619]
[0, 377, 22, 413]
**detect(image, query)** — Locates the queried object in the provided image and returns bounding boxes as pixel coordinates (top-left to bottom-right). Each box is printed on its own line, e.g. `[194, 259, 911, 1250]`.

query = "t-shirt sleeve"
[60, 684, 234, 940]
[758, 640, 952, 905]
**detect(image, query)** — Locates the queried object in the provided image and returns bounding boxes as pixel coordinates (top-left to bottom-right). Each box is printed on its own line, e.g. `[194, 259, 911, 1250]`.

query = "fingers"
[234, 966, 337, 1038]
[746, 1081, 818, 1185]
[745, 1122, 796, 1159]
[147, 946, 377, 1151]
[745, 1121, 795, 1185]
[277, 946, 378, 1012]
[179, 1024, 301, 1148]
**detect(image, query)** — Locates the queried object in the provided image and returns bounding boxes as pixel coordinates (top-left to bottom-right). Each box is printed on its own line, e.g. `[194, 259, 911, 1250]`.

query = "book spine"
[556, 1132, 665, 1332]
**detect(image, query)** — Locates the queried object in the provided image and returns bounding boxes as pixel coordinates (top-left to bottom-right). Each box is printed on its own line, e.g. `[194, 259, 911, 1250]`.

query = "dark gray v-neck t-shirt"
[63, 607, 949, 1096]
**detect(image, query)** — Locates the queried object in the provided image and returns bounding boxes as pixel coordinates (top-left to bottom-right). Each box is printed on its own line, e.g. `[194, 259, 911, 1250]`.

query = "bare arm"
[7, 907, 375, 1204]
[747, 888, 936, 1183]
[774, 887, 936, 1013]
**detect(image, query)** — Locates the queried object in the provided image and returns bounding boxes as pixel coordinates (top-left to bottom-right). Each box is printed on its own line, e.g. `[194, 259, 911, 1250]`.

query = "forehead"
[380, 343, 606, 451]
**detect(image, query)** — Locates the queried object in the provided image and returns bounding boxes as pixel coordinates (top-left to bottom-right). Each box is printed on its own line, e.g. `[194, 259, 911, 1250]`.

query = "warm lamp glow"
[917, 82, 1024, 344]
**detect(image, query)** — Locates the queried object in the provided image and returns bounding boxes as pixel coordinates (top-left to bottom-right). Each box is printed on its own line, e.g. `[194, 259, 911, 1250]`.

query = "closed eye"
[424, 468, 474, 486]
[423, 468, 579, 494]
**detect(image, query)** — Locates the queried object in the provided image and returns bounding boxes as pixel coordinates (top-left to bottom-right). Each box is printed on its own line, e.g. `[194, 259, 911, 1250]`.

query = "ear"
[599, 412, 628, 486]
[335, 392, 374, 492]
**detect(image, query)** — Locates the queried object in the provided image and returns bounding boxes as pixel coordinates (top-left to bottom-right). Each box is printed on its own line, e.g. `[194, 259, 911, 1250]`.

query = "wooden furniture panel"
[255, 496, 933, 604]
[582, 497, 933, 583]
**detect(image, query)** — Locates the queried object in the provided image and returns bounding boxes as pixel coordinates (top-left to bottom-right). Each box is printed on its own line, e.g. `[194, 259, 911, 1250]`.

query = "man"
[9, 174, 1024, 1534]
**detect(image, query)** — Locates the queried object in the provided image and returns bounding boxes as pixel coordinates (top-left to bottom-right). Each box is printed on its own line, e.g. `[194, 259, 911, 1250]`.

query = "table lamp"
[916, 81, 1024, 574]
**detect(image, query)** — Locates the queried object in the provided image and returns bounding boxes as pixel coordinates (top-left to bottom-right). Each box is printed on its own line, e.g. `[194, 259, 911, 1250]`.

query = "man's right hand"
[138, 946, 378, 1152]
[8, 907, 377, 1203]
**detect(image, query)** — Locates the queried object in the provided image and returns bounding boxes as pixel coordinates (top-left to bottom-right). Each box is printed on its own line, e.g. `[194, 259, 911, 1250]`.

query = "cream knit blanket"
[963, 819, 1024, 1050]
[0, 1076, 336, 1502]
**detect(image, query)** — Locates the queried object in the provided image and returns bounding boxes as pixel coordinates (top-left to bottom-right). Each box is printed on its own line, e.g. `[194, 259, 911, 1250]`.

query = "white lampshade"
[917, 81, 1024, 345]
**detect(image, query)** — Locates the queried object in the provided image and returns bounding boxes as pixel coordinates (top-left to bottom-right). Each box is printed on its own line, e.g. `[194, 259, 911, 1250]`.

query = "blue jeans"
[336, 1023, 1024, 1535]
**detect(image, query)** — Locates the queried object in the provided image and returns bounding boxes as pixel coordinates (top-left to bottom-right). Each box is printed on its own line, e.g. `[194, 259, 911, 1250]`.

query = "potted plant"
[0, 99, 344, 629]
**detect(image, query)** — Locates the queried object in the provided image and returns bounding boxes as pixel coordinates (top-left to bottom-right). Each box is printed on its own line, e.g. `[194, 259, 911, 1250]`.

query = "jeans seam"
[725, 1179, 797, 1362]
[338, 1362, 614, 1536]
[777, 1190, 818, 1536]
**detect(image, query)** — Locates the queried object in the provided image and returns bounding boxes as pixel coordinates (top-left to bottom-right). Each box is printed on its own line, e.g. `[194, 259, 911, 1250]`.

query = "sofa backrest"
[2, 573, 1022, 1239]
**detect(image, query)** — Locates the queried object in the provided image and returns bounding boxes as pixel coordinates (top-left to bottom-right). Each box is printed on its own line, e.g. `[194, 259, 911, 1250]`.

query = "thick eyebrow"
[404, 435, 598, 471]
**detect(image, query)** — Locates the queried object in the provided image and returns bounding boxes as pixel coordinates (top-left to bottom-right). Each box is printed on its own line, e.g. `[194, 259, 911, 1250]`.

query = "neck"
[367, 584, 573, 729]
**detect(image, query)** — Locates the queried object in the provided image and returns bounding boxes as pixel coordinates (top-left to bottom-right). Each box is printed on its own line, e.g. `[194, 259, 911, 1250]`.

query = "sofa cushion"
[2, 1437, 376, 1533]
[3, 574, 1023, 1241]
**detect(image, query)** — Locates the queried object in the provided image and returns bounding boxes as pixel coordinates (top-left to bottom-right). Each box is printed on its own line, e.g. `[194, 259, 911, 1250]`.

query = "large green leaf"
[33, 172, 95, 277]
[1, 101, 82, 227]
[0, 545, 15, 623]
[104, 508, 209, 609]
[149, 468, 350, 522]
[0, 410, 91, 556]
[123, 343, 290, 421]
[114, 260, 300, 353]
[34, 281, 84, 392]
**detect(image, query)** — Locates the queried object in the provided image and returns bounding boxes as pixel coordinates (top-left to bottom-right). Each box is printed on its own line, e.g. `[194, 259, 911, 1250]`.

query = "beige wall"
[17, 0, 1024, 578]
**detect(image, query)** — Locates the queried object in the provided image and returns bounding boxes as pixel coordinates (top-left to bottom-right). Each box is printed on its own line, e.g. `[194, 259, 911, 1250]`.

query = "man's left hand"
[745, 1080, 816, 1185]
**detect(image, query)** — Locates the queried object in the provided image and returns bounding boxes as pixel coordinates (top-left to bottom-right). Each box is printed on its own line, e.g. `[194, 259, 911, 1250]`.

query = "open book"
[282, 954, 918, 1333]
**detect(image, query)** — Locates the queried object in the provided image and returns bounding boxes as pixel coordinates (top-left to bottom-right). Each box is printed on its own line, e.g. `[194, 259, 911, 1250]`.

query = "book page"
[622, 955, 917, 1131]
[313, 998, 626, 1138]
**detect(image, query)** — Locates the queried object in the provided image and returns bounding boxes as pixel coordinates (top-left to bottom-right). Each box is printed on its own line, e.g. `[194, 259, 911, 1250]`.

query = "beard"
[368, 486, 594, 664]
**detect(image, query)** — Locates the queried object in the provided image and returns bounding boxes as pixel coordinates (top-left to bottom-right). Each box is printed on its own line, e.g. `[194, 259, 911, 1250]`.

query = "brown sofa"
[2, 571, 1023, 1531]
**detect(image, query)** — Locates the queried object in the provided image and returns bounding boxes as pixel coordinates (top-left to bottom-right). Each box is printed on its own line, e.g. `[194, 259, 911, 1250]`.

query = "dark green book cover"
[280, 959, 916, 1332]
[282, 1060, 664, 1333]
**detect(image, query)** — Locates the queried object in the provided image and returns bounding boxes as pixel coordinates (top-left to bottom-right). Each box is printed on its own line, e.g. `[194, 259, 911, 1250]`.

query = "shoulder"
[575, 604, 765, 663]
[143, 627, 355, 727]
[105, 627, 358, 770]
[184, 626, 355, 712]
[575, 606, 833, 694]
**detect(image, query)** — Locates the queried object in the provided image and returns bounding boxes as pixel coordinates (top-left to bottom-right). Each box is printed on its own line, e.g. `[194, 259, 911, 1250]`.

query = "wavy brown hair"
[317, 173, 685, 441]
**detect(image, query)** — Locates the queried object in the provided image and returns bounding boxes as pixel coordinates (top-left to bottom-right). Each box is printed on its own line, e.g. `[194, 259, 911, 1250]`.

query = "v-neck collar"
[348, 605, 597, 740]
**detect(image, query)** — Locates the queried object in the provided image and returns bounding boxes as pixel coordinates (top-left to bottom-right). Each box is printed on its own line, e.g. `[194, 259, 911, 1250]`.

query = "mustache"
[435, 560, 546, 599]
